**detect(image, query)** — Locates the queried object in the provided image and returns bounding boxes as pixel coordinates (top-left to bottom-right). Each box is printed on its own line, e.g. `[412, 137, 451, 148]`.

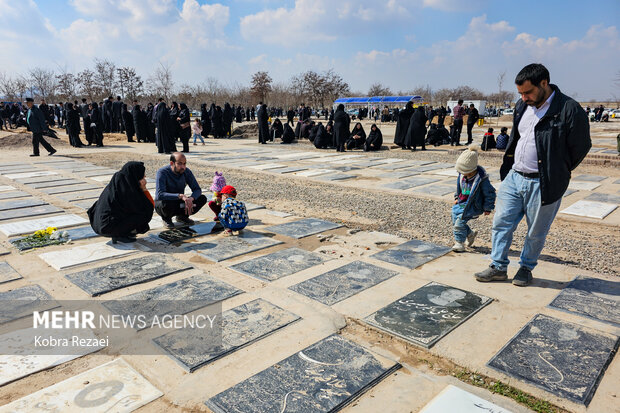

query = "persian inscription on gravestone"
[0, 204, 62, 221]
[229, 247, 330, 282]
[153, 299, 299, 372]
[487, 314, 619, 405]
[365, 282, 492, 348]
[548, 276, 619, 326]
[266, 218, 342, 239]
[205, 334, 400, 413]
[0, 285, 58, 324]
[419, 385, 514, 413]
[0, 262, 22, 284]
[186, 231, 282, 262]
[157, 222, 218, 243]
[371, 239, 451, 270]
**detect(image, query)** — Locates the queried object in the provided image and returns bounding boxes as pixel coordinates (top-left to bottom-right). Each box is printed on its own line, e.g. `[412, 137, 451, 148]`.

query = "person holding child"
[218, 185, 248, 235]
[451, 145, 496, 252]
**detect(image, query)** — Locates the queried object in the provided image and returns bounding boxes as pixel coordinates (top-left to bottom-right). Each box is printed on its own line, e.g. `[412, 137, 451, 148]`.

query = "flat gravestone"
[548, 276, 620, 326]
[0, 185, 16, 192]
[229, 247, 330, 281]
[378, 170, 420, 179]
[269, 166, 309, 174]
[568, 181, 600, 191]
[39, 241, 146, 271]
[412, 184, 455, 197]
[27, 179, 83, 189]
[82, 168, 118, 177]
[0, 285, 58, 324]
[10, 225, 99, 251]
[186, 231, 282, 262]
[103, 274, 242, 330]
[55, 188, 103, 202]
[72, 199, 96, 210]
[330, 166, 361, 172]
[3, 171, 57, 180]
[156, 221, 218, 244]
[66, 254, 191, 296]
[205, 334, 400, 413]
[419, 385, 514, 413]
[573, 174, 606, 182]
[432, 169, 459, 177]
[0, 214, 88, 237]
[563, 188, 578, 197]
[585, 192, 620, 205]
[247, 163, 287, 170]
[266, 218, 342, 239]
[295, 169, 336, 177]
[385, 177, 440, 191]
[0, 191, 30, 200]
[407, 163, 454, 173]
[265, 210, 293, 218]
[560, 200, 617, 219]
[153, 298, 299, 372]
[16, 176, 70, 184]
[42, 183, 100, 195]
[315, 173, 356, 181]
[243, 201, 265, 211]
[89, 175, 114, 182]
[364, 282, 492, 348]
[371, 239, 451, 270]
[614, 178, 620, 185]
[0, 204, 63, 221]
[487, 314, 619, 405]
[0, 358, 162, 412]
[290, 261, 400, 305]
[0, 198, 46, 211]
[0, 262, 22, 284]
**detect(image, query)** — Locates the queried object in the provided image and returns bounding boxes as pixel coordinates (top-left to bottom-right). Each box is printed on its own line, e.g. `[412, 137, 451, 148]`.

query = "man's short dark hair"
[117, 96, 121, 100]
[82, 98, 87, 102]
[515, 63, 550, 87]
[158, 98, 164, 102]
[169, 153, 177, 163]
[470, 104, 475, 108]
[458, 99, 463, 105]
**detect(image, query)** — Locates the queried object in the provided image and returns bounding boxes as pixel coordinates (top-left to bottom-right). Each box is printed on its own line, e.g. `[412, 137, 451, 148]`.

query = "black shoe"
[30, 154, 40, 157]
[512, 267, 533, 286]
[175, 215, 194, 226]
[48, 149, 56, 156]
[162, 217, 175, 229]
[474, 265, 508, 282]
[112, 235, 137, 244]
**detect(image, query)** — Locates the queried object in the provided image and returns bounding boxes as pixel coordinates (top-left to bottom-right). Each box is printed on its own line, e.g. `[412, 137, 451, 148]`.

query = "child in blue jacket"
[218, 185, 248, 235]
[452, 145, 496, 252]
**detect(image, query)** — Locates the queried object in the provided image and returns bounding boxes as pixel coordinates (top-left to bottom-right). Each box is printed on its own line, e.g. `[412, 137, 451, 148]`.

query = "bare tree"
[0, 72, 18, 101]
[117, 67, 143, 101]
[14, 76, 29, 102]
[56, 67, 78, 101]
[291, 69, 349, 108]
[77, 69, 101, 102]
[497, 70, 506, 97]
[29, 67, 57, 100]
[94, 58, 116, 97]
[367, 82, 392, 97]
[250, 71, 272, 103]
[147, 62, 175, 101]
[408, 84, 432, 101]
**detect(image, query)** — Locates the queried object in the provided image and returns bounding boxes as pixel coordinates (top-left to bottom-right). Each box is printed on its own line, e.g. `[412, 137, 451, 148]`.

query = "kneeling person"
[155, 152, 207, 228]
[218, 185, 248, 235]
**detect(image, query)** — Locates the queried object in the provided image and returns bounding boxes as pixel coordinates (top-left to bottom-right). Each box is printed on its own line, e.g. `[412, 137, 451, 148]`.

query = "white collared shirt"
[513, 91, 555, 174]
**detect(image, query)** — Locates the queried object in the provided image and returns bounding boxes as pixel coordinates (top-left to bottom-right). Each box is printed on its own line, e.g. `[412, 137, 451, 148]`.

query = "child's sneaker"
[452, 242, 465, 252]
[465, 230, 478, 247]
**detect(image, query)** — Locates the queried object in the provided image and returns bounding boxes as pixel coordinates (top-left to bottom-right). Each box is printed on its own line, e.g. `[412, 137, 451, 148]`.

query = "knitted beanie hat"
[455, 144, 479, 174]
[210, 171, 226, 192]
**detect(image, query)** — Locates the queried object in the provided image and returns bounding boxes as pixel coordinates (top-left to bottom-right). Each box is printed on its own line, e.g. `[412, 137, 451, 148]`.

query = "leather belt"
[514, 170, 540, 178]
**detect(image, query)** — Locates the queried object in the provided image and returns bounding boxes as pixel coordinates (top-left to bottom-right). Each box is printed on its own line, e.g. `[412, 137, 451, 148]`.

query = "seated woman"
[308, 122, 321, 143]
[87, 161, 154, 244]
[270, 118, 284, 141]
[314, 123, 331, 149]
[345, 122, 366, 150]
[281, 123, 295, 144]
[364, 124, 383, 151]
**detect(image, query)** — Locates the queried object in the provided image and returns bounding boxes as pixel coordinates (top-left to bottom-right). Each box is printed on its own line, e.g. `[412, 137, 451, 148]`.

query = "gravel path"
[76, 149, 620, 277]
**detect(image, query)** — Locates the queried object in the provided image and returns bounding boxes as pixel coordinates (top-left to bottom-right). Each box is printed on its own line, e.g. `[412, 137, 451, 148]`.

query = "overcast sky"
[2, 0, 619, 100]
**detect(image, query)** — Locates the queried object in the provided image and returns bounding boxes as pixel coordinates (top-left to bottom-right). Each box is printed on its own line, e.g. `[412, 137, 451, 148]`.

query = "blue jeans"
[451, 203, 471, 243]
[193, 133, 204, 144]
[490, 170, 561, 271]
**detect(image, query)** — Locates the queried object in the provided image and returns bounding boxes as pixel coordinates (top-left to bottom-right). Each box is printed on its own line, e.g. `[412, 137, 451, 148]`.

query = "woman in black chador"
[87, 161, 154, 244]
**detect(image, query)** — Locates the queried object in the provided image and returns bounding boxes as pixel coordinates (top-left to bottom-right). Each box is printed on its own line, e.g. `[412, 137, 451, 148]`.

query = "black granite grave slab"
[65, 254, 193, 296]
[265, 218, 342, 239]
[156, 222, 218, 244]
[573, 174, 606, 182]
[41, 183, 100, 195]
[154, 299, 299, 372]
[0, 262, 22, 284]
[0, 191, 31, 201]
[229, 247, 330, 281]
[186, 231, 282, 262]
[371, 239, 451, 270]
[0, 204, 63, 221]
[548, 276, 619, 326]
[103, 274, 242, 331]
[585, 193, 620, 205]
[205, 334, 400, 412]
[0, 285, 58, 324]
[9, 225, 99, 251]
[289, 261, 400, 305]
[487, 314, 619, 405]
[0, 198, 47, 211]
[28, 179, 84, 189]
[365, 282, 492, 348]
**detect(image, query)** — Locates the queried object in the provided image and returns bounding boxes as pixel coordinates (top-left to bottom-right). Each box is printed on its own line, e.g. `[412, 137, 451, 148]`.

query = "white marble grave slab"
[295, 169, 336, 177]
[0, 214, 88, 236]
[0, 327, 104, 386]
[432, 169, 459, 177]
[265, 210, 293, 218]
[39, 241, 148, 270]
[3, 171, 58, 180]
[0, 358, 162, 412]
[89, 175, 114, 182]
[246, 163, 287, 170]
[419, 385, 513, 413]
[567, 181, 600, 191]
[560, 200, 617, 219]
[0, 186, 15, 192]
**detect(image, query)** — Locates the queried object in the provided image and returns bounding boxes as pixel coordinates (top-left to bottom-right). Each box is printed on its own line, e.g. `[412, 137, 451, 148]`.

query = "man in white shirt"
[475, 64, 591, 286]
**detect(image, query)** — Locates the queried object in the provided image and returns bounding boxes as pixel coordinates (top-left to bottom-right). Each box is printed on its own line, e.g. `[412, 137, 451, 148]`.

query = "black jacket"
[500, 84, 591, 205]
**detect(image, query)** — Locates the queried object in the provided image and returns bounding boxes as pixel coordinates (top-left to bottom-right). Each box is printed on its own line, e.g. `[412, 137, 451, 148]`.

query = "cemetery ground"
[0, 118, 618, 413]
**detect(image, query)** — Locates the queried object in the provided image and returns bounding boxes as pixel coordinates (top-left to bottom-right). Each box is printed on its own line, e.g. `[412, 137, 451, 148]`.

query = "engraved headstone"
[419, 385, 513, 413]
[0, 186, 16, 192]
[0, 191, 31, 200]
[572, 174, 606, 182]
[560, 200, 617, 219]
[0, 214, 87, 236]
[269, 166, 309, 174]
[412, 184, 455, 197]
[266, 218, 341, 239]
[0, 262, 22, 284]
[156, 221, 218, 244]
[28, 179, 83, 189]
[289, 261, 400, 305]
[585, 192, 620, 205]
[66, 254, 191, 296]
[385, 177, 441, 191]
[365, 282, 492, 348]
[371, 239, 451, 269]
[205, 334, 400, 413]
[567, 181, 600, 191]
[487, 314, 619, 405]
[186, 231, 282, 262]
[0, 284, 58, 324]
[4, 171, 57, 180]
[229, 247, 330, 281]
[548, 276, 619, 326]
[39, 241, 147, 271]
[41, 183, 100, 195]
[54, 188, 103, 202]
[153, 299, 299, 372]
[10, 225, 99, 251]
[0, 198, 46, 211]
[315, 173, 356, 181]
[0, 204, 63, 221]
